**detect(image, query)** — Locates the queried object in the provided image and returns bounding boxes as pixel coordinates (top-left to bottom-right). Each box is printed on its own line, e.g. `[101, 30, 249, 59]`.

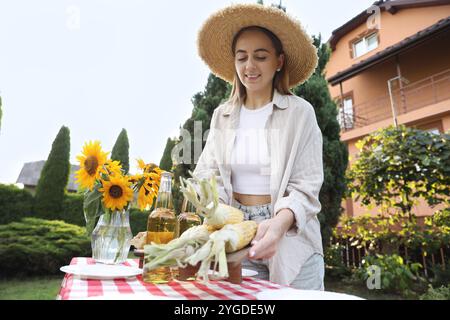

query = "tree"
[111, 128, 130, 174]
[159, 138, 176, 171]
[347, 125, 450, 221]
[293, 34, 349, 248]
[34, 126, 71, 219]
[159, 74, 230, 213]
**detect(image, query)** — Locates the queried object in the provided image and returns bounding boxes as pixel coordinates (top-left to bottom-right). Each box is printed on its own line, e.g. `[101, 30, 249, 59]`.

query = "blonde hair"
[228, 26, 292, 107]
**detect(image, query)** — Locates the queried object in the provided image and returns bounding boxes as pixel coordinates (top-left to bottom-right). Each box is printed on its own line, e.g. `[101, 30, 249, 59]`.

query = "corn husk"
[180, 172, 244, 229]
[185, 221, 257, 282]
[143, 225, 211, 271]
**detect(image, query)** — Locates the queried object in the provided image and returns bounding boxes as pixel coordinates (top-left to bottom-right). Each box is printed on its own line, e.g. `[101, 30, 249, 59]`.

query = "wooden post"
[359, 248, 362, 267]
[346, 239, 350, 268]
[352, 246, 356, 268]
[422, 251, 428, 278]
[431, 253, 436, 269]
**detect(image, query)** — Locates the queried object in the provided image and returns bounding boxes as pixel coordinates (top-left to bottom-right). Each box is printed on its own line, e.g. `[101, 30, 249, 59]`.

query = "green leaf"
[83, 189, 103, 236]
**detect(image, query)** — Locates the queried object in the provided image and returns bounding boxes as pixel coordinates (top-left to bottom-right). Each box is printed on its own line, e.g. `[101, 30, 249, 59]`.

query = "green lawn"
[325, 277, 404, 300]
[0, 276, 62, 300]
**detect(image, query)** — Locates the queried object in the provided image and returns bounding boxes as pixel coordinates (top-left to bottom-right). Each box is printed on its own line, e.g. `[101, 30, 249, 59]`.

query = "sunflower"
[103, 159, 122, 176]
[136, 159, 163, 175]
[135, 172, 160, 210]
[99, 175, 134, 211]
[75, 141, 109, 190]
[137, 186, 153, 211]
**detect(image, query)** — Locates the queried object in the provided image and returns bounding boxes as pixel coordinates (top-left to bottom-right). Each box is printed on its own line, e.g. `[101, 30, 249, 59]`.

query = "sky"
[0, 0, 376, 184]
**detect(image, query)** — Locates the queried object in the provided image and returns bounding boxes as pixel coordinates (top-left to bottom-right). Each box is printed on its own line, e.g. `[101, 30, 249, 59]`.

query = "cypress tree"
[111, 128, 130, 174]
[34, 126, 71, 219]
[159, 138, 176, 171]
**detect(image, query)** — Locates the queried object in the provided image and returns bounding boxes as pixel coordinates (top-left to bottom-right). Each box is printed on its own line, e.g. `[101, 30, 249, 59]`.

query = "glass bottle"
[143, 172, 177, 283]
[178, 197, 202, 236]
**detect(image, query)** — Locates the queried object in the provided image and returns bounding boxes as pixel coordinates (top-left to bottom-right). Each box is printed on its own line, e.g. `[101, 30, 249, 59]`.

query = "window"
[426, 128, 440, 135]
[337, 97, 354, 129]
[352, 33, 378, 58]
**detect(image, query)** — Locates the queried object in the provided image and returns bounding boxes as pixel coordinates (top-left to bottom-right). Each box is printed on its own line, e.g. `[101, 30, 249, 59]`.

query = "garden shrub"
[324, 243, 352, 279]
[420, 285, 450, 300]
[430, 262, 450, 287]
[356, 254, 425, 297]
[60, 193, 85, 226]
[429, 208, 450, 228]
[0, 184, 34, 225]
[35, 193, 149, 236]
[129, 208, 149, 235]
[0, 218, 91, 276]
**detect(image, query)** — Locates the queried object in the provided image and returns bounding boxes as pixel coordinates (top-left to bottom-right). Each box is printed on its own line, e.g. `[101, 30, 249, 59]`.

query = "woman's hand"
[248, 209, 295, 260]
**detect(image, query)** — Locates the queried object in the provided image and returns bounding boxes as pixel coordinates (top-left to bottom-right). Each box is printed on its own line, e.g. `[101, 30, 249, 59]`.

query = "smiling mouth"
[245, 75, 260, 80]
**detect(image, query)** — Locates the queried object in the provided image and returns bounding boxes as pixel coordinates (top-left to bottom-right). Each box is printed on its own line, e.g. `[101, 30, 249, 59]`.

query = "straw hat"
[197, 3, 318, 89]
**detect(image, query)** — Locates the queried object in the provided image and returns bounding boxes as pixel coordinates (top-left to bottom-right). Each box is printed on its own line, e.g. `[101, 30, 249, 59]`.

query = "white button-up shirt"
[193, 89, 324, 286]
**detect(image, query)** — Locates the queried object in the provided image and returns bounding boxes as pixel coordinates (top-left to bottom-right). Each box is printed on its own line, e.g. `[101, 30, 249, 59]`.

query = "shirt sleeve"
[273, 109, 324, 237]
[192, 109, 229, 204]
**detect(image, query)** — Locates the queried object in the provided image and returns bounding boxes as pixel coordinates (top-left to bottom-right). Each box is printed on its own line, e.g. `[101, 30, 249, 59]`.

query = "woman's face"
[234, 29, 284, 94]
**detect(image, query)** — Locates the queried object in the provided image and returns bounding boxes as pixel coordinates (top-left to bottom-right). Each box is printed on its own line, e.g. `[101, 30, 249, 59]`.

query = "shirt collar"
[222, 89, 288, 116]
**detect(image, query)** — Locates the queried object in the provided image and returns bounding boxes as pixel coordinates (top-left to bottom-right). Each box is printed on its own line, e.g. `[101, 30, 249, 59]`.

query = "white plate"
[207, 268, 258, 277]
[60, 264, 142, 280]
[242, 269, 258, 277]
[256, 288, 364, 300]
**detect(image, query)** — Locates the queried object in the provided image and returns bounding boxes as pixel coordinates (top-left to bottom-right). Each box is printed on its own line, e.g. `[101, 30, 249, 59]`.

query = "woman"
[193, 4, 324, 290]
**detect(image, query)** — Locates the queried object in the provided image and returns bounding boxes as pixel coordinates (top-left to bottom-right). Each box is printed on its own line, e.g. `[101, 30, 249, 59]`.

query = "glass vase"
[91, 210, 132, 264]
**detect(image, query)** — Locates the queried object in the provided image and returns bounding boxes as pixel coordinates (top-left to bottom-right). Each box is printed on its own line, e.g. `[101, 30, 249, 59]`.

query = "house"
[325, 0, 450, 217]
[16, 160, 80, 195]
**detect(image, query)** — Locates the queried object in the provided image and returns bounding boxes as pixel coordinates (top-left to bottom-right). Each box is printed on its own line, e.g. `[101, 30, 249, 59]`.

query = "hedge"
[0, 218, 91, 276]
[0, 183, 152, 236]
[129, 209, 149, 235]
[0, 184, 34, 225]
[61, 193, 85, 226]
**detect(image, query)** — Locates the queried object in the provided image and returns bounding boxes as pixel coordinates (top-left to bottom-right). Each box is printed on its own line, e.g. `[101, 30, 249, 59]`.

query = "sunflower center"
[109, 185, 123, 199]
[84, 156, 99, 176]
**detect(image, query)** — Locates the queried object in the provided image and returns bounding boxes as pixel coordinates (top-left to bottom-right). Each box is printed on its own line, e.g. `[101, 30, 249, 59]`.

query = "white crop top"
[230, 102, 272, 195]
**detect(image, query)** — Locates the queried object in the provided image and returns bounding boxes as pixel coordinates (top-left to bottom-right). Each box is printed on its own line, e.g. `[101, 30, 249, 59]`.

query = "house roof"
[327, 16, 450, 85]
[328, 0, 450, 50]
[16, 160, 80, 192]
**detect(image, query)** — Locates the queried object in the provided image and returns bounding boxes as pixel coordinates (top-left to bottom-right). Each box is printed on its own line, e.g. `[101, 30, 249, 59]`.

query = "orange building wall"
[328, 23, 450, 104]
[327, 5, 450, 218]
[326, 5, 450, 78]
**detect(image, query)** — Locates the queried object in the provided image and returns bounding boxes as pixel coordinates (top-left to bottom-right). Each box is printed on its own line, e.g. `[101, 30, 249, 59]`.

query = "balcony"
[339, 68, 450, 131]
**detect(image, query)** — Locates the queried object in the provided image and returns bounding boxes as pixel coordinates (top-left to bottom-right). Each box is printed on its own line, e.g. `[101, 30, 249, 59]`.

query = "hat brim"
[197, 4, 318, 89]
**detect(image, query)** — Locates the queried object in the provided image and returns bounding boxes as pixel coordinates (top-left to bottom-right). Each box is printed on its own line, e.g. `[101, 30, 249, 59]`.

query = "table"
[57, 257, 283, 300]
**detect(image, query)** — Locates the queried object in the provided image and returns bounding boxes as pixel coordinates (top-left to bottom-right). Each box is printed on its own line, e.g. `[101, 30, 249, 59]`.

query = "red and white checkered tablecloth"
[57, 257, 283, 300]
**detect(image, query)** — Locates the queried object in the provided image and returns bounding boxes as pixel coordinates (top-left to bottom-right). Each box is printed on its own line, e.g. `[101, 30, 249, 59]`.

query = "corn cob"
[224, 221, 258, 253]
[179, 172, 244, 229]
[185, 220, 257, 281]
[143, 224, 211, 271]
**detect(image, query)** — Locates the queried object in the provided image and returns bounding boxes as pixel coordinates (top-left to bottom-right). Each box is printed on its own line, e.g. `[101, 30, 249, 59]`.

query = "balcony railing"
[339, 68, 450, 131]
